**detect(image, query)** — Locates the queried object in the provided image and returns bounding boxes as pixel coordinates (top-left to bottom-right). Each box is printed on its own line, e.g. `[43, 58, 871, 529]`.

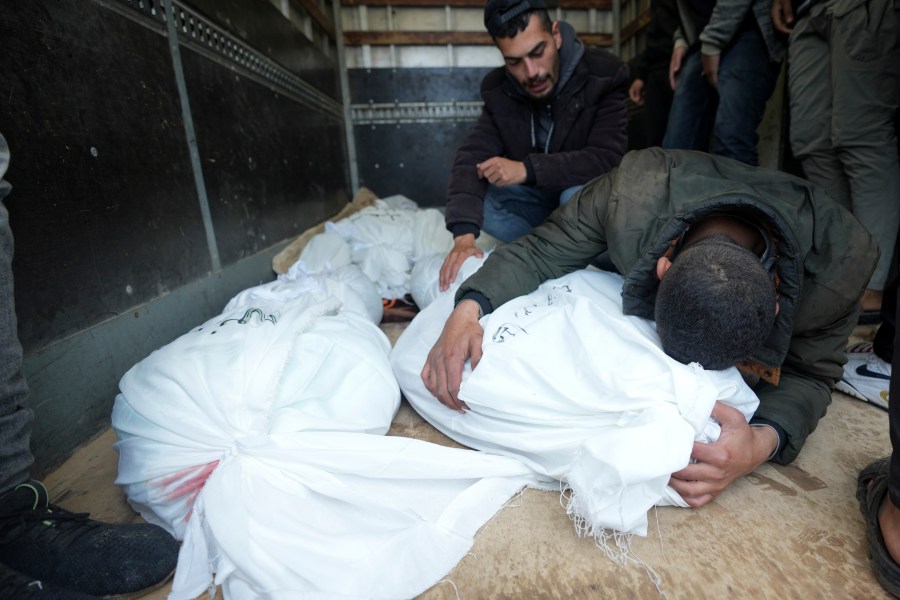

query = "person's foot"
[835, 343, 890, 409]
[881, 495, 900, 568]
[859, 458, 900, 596]
[0, 480, 179, 598]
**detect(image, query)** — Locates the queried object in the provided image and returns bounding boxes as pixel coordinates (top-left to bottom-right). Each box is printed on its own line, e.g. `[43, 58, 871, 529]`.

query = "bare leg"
[881, 498, 900, 564]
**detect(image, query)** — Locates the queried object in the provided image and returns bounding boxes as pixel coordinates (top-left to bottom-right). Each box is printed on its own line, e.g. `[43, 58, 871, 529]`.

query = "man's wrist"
[523, 157, 536, 185]
[750, 424, 780, 461]
[700, 42, 721, 56]
[450, 223, 480, 239]
[454, 298, 484, 319]
[749, 416, 786, 461]
[455, 291, 491, 317]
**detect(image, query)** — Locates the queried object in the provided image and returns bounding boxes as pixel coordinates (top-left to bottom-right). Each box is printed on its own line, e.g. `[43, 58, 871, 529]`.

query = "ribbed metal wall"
[0, 0, 348, 471]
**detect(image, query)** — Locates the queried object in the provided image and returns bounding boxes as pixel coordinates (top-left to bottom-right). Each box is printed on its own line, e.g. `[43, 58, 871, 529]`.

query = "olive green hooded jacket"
[456, 147, 878, 464]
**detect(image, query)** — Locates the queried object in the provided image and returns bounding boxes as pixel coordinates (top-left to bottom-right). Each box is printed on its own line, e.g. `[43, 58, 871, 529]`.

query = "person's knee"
[711, 100, 760, 164]
[482, 188, 542, 242]
[832, 115, 900, 156]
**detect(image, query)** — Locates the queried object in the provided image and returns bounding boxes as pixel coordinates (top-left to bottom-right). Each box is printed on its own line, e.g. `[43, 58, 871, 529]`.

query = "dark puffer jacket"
[444, 34, 628, 236]
[457, 148, 878, 464]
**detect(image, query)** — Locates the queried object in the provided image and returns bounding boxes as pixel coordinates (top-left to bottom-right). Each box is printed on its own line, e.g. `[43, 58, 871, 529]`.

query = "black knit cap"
[484, 0, 548, 36]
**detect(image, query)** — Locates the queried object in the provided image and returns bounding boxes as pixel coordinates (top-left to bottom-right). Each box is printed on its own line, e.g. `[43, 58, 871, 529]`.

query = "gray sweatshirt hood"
[554, 21, 584, 97]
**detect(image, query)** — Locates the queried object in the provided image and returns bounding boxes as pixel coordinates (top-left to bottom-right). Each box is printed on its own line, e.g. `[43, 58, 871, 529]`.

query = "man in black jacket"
[439, 0, 628, 292]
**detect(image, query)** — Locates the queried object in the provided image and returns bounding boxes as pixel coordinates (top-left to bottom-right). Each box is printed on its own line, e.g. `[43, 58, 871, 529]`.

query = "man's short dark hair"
[484, 0, 552, 38]
[654, 235, 777, 370]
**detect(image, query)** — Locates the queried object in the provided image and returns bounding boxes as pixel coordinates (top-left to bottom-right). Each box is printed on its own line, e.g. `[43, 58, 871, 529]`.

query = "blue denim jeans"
[0, 134, 34, 496]
[482, 184, 582, 242]
[662, 26, 780, 166]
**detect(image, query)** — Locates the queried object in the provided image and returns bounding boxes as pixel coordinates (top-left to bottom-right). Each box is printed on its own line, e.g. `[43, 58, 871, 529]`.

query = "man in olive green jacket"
[423, 147, 878, 506]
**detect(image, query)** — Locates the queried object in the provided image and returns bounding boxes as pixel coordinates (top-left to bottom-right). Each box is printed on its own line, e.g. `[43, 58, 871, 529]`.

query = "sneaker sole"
[101, 567, 176, 600]
[835, 379, 889, 411]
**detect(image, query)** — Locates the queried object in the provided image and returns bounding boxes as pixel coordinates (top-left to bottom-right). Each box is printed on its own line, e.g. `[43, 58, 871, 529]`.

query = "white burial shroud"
[393, 259, 760, 537]
[112, 261, 539, 599]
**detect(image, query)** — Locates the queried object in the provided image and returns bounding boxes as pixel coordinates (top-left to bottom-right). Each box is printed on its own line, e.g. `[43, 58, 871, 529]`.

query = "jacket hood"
[617, 152, 806, 370]
[555, 21, 584, 97]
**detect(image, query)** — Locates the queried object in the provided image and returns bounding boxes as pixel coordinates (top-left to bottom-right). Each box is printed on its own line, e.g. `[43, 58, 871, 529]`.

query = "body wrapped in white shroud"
[393, 260, 759, 537]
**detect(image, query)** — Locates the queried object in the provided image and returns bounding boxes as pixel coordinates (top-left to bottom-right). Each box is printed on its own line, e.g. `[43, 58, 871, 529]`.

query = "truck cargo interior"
[0, 0, 894, 597]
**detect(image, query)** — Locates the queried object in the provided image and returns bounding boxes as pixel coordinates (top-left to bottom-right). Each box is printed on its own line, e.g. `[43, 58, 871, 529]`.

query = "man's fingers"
[669, 54, 681, 90]
[421, 301, 483, 412]
[439, 255, 463, 292]
[771, 0, 795, 34]
[485, 165, 504, 186]
[781, 1, 795, 27]
[439, 255, 455, 291]
[443, 257, 463, 292]
[441, 247, 484, 292]
[439, 360, 465, 413]
[445, 254, 466, 291]
[710, 401, 743, 426]
[422, 363, 446, 407]
[478, 158, 522, 187]
[421, 362, 442, 404]
[669, 473, 716, 503]
[628, 80, 644, 104]
[430, 321, 481, 404]
[682, 493, 714, 508]
[666, 401, 759, 508]
[470, 341, 483, 370]
[440, 245, 476, 291]
[448, 258, 462, 285]
[670, 475, 716, 507]
[422, 360, 465, 412]
[672, 452, 719, 481]
[477, 159, 497, 182]
[687, 441, 722, 467]
[422, 349, 471, 411]
[669, 474, 702, 496]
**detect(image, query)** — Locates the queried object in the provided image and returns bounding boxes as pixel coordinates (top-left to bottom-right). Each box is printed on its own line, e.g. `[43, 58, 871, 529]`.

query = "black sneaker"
[0, 481, 179, 599]
[0, 561, 99, 599]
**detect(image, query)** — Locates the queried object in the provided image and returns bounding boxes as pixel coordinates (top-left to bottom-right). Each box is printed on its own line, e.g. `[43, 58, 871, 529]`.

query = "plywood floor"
[43, 323, 894, 599]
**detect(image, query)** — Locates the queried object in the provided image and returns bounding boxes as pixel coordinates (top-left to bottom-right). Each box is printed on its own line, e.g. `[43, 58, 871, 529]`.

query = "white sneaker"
[835, 348, 891, 410]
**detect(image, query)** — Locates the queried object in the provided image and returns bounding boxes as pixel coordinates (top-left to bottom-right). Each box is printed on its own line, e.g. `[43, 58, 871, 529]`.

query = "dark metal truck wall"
[349, 67, 487, 206]
[0, 0, 349, 472]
